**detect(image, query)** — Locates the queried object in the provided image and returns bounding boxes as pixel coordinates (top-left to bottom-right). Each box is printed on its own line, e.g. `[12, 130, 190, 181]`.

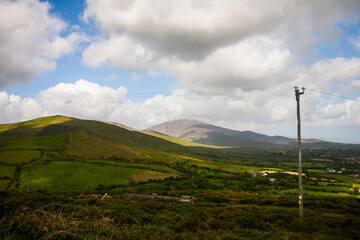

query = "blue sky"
[1, 0, 360, 143]
[4, 0, 176, 101]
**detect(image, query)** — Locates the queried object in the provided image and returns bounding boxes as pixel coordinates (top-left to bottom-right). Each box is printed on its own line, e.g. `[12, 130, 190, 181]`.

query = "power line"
[28, 87, 360, 103]
[306, 89, 358, 102]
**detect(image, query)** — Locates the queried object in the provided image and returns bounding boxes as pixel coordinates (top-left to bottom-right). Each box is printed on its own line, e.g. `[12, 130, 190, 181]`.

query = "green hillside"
[0, 115, 188, 152]
[0, 115, 196, 192]
[147, 119, 359, 148]
[141, 130, 223, 148]
[1, 116, 360, 239]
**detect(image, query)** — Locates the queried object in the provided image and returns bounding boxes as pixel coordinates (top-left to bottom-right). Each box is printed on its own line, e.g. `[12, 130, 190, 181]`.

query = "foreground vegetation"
[1, 191, 359, 240]
[0, 116, 359, 239]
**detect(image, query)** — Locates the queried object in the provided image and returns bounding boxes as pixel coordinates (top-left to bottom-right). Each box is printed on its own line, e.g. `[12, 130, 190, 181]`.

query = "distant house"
[347, 174, 359, 178]
[328, 169, 336, 173]
[269, 178, 276, 182]
[101, 193, 112, 200]
[180, 195, 193, 203]
[260, 170, 278, 176]
[251, 171, 258, 177]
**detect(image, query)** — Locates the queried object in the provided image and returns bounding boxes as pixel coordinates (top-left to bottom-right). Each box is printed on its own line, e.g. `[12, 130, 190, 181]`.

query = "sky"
[1, 0, 360, 143]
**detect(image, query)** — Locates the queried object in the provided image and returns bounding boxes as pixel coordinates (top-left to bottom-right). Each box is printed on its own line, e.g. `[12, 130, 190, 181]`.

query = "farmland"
[0, 116, 359, 239]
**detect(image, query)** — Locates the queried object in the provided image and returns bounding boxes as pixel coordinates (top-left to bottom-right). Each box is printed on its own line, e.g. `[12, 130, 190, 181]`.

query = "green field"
[141, 130, 223, 148]
[326, 174, 360, 187]
[2, 135, 66, 150]
[85, 159, 182, 175]
[0, 179, 9, 190]
[19, 161, 146, 192]
[0, 150, 42, 164]
[130, 170, 178, 182]
[1, 116, 360, 239]
[0, 165, 15, 178]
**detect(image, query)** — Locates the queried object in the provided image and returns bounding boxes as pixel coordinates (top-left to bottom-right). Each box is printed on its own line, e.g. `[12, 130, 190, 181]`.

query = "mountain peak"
[146, 119, 209, 138]
[147, 119, 297, 147]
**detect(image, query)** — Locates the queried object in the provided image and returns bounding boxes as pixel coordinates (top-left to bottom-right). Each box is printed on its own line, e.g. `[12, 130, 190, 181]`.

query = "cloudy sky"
[1, 0, 360, 143]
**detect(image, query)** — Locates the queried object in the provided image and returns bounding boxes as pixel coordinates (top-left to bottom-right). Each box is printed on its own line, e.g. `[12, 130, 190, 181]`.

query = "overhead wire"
[306, 89, 359, 102]
[32, 87, 359, 103]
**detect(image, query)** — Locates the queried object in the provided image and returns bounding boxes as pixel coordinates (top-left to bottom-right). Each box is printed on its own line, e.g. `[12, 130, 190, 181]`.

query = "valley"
[0, 115, 359, 239]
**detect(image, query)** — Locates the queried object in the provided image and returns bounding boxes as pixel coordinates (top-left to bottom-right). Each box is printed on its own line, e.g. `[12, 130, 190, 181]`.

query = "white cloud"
[0, 0, 87, 87]
[82, 0, 360, 92]
[0, 91, 43, 123]
[82, 35, 155, 70]
[0, 76, 359, 142]
[83, 0, 360, 60]
[83, 0, 292, 60]
[170, 36, 293, 89]
[310, 99, 360, 127]
[37, 79, 128, 119]
[306, 58, 360, 91]
[1, 0, 360, 142]
[352, 80, 360, 88]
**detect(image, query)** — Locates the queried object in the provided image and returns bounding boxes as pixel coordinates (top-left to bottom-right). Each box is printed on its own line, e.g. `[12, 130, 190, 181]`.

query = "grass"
[2, 135, 66, 150]
[85, 159, 182, 175]
[0, 165, 15, 178]
[0, 115, 72, 129]
[43, 151, 65, 160]
[141, 130, 222, 148]
[64, 129, 143, 160]
[279, 188, 355, 198]
[19, 161, 146, 192]
[0, 115, 73, 136]
[305, 185, 350, 193]
[130, 170, 177, 182]
[0, 179, 9, 190]
[307, 169, 328, 173]
[1, 192, 359, 240]
[0, 150, 42, 164]
[326, 174, 360, 187]
[188, 159, 262, 174]
[221, 164, 262, 173]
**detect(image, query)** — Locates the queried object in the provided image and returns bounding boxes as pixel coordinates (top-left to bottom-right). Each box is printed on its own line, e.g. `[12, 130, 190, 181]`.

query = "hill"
[0, 115, 198, 192]
[0, 115, 189, 154]
[147, 119, 353, 148]
[1, 116, 360, 239]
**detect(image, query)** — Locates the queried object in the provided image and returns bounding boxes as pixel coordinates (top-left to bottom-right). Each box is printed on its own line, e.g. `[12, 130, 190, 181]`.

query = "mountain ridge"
[147, 119, 355, 148]
[1, 115, 357, 149]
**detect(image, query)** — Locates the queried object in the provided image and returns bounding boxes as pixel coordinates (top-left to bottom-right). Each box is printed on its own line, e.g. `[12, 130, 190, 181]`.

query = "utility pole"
[295, 86, 305, 218]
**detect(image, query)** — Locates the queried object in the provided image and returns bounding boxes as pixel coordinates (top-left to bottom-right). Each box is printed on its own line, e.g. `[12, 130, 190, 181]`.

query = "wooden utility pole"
[295, 86, 305, 218]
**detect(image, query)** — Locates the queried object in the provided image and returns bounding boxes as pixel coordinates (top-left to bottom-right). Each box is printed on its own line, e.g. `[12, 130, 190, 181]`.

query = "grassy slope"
[1, 192, 359, 240]
[0, 115, 195, 161]
[0, 116, 198, 192]
[141, 130, 221, 148]
[0, 116, 359, 239]
[0, 115, 359, 197]
[0, 150, 42, 164]
[19, 161, 145, 192]
[0, 115, 72, 136]
[0, 165, 15, 178]
[0, 115, 188, 152]
[130, 170, 178, 182]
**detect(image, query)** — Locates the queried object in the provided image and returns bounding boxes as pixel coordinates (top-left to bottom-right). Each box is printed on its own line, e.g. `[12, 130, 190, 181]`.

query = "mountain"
[146, 119, 350, 148]
[0, 115, 192, 161]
